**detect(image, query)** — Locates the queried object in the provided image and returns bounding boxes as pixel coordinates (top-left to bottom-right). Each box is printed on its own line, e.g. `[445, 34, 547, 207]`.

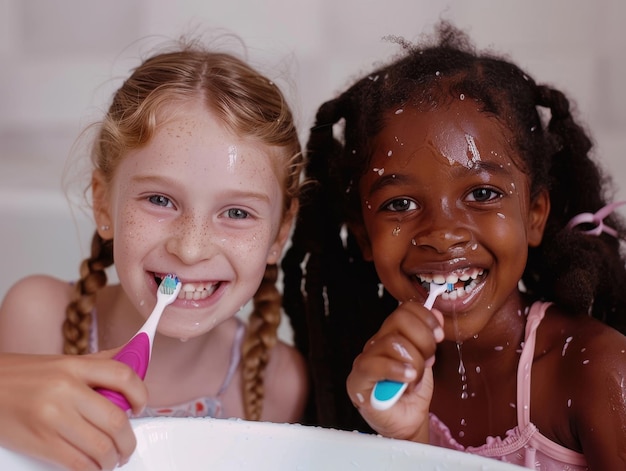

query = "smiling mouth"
[154, 274, 220, 300]
[417, 268, 485, 300]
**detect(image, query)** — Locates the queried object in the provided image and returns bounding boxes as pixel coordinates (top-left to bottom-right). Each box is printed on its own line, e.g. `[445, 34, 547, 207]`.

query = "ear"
[92, 169, 113, 240]
[527, 189, 550, 247]
[267, 200, 299, 265]
[348, 221, 373, 261]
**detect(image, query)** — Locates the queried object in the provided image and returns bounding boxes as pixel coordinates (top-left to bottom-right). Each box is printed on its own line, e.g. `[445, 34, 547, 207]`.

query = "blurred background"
[1, 0, 625, 337]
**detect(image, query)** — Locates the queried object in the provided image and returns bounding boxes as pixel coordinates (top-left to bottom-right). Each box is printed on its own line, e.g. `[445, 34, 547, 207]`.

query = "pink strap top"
[90, 313, 245, 418]
[429, 301, 588, 470]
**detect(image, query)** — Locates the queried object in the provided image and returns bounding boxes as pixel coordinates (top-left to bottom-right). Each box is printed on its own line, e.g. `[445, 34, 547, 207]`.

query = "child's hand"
[346, 301, 444, 443]
[0, 351, 148, 470]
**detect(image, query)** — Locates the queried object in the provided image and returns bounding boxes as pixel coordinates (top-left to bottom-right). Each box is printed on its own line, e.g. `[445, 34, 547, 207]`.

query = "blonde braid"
[62, 232, 113, 354]
[240, 264, 282, 420]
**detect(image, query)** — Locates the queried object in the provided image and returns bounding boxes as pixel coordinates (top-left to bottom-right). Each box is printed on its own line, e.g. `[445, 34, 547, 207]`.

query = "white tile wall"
[1, 0, 625, 340]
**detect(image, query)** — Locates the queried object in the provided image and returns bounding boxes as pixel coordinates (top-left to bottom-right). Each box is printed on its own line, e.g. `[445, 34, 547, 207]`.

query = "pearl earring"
[100, 225, 110, 231]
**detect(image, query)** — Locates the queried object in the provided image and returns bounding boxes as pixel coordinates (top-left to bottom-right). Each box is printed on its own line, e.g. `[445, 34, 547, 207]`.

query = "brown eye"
[468, 188, 501, 203]
[384, 198, 417, 212]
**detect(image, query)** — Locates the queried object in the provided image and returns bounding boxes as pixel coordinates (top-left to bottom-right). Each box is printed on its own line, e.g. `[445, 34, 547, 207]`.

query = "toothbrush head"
[160, 274, 180, 295]
[424, 281, 453, 310]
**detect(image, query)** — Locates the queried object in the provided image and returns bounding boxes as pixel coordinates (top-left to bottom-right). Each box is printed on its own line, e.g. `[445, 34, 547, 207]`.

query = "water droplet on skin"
[179, 338, 188, 342]
[567, 398, 572, 408]
[392, 226, 401, 236]
[497, 213, 505, 219]
[387, 150, 393, 157]
[395, 108, 404, 114]
[561, 336, 573, 356]
[392, 342, 412, 361]
[582, 359, 590, 365]
[494, 345, 504, 351]
[460, 94, 465, 100]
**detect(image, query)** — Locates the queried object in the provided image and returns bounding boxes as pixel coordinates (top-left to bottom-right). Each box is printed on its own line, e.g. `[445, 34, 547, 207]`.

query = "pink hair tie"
[565, 200, 626, 237]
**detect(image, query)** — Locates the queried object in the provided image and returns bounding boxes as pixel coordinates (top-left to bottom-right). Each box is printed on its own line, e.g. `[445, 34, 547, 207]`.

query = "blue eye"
[227, 208, 249, 219]
[467, 188, 502, 202]
[384, 198, 417, 212]
[148, 195, 172, 207]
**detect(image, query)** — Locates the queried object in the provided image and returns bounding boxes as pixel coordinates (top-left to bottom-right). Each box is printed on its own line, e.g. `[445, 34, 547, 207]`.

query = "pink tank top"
[429, 301, 588, 470]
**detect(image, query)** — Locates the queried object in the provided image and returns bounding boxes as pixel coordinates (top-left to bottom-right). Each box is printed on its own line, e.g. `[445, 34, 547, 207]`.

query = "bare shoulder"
[0, 274, 73, 353]
[546, 310, 626, 467]
[262, 340, 309, 423]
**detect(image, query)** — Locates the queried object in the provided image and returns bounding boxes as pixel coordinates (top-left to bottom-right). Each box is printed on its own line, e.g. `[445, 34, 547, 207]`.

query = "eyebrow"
[365, 160, 515, 198]
[131, 175, 272, 203]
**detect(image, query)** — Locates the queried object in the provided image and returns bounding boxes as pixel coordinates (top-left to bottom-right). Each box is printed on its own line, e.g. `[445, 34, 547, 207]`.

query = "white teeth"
[417, 268, 484, 301]
[418, 268, 483, 285]
[432, 274, 447, 284]
[179, 282, 218, 300]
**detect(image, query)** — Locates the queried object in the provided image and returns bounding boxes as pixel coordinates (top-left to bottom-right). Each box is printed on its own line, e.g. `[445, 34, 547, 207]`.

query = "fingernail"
[434, 326, 444, 342]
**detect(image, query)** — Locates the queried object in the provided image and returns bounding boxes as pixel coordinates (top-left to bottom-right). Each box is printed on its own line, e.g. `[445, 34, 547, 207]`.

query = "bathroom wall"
[1, 0, 625, 341]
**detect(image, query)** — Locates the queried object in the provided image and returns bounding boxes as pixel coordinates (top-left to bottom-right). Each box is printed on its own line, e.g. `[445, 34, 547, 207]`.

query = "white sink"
[0, 417, 524, 470]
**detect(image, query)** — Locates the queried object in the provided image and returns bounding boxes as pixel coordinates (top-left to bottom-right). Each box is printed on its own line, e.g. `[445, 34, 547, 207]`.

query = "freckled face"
[358, 100, 545, 338]
[97, 101, 288, 338]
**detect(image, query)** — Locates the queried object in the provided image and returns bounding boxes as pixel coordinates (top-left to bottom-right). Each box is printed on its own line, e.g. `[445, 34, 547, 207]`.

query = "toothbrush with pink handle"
[96, 274, 181, 411]
[370, 282, 452, 411]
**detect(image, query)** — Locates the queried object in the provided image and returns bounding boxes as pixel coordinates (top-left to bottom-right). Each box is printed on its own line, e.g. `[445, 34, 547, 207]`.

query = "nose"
[411, 201, 473, 254]
[165, 214, 218, 265]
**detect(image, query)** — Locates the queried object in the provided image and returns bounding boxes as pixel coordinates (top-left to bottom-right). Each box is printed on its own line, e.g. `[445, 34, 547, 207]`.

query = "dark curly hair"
[282, 21, 626, 432]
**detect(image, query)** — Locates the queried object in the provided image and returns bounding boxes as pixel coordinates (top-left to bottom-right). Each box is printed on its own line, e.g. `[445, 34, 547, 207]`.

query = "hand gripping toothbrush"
[370, 282, 452, 411]
[97, 274, 182, 411]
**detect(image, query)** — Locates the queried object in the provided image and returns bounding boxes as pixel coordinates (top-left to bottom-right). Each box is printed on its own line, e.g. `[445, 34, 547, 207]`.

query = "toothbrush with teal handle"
[96, 274, 181, 411]
[370, 281, 453, 411]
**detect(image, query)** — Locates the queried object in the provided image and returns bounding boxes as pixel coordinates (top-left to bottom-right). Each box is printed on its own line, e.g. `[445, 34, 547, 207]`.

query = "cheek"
[228, 226, 275, 262]
[114, 208, 152, 255]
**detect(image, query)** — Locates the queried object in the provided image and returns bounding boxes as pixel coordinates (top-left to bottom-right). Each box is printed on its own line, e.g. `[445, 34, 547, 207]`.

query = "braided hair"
[283, 21, 626, 431]
[63, 42, 304, 421]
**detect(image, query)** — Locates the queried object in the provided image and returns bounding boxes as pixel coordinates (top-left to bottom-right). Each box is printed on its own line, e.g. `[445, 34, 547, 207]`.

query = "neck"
[436, 295, 530, 376]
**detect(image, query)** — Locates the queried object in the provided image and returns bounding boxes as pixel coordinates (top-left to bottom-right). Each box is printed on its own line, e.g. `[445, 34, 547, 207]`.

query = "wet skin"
[358, 100, 547, 342]
[93, 100, 290, 341]
[355, 99, 555, 445]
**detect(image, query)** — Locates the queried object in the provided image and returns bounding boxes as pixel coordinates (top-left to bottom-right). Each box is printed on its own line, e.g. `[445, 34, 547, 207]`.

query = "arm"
[0, 351, 147, 470]
[0, 275, 72, 354]
[571, 327, 626, 471]
[345, 301, 443, 443]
